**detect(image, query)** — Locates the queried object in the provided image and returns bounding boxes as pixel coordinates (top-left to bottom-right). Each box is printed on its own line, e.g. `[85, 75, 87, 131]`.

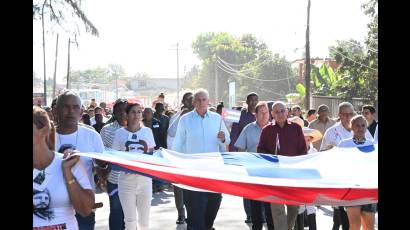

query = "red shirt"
[257, 121, 307, 156]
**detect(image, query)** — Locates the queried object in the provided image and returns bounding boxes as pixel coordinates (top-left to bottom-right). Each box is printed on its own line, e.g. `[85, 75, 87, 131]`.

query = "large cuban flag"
[75, 145, 377, 206]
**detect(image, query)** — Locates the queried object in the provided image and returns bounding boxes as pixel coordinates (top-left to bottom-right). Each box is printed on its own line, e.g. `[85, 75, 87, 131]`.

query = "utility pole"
[176, 43, 180, 104]
[66, 38, 71, 89]
[215, 54, 218, 104]
[52, 34, 59, 99]
[305, 0, 311, 110]
[116, 72, 118, 99]
[41, 1, 47, 106]
[169, 44, 186, 105]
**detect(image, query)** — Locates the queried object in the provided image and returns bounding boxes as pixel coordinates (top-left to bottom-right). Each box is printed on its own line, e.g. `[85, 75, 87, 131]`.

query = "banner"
[75, 145, 378, 206]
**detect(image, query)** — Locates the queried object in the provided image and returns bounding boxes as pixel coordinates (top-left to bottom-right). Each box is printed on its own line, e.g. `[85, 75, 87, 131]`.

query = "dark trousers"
[183, 189, 222, 230]
[244, 198, 252, 219]
[75, 212, 95, 230]
[250, 200, 274, 230]
[174, 185, 186, 218]
[295, 211, 316, 230]
[332, 207, 349, 230]
[107, 181, 125, 230]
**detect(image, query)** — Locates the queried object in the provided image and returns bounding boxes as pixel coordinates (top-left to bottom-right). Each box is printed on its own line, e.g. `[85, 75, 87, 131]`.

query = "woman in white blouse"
[338, 115, 376, 230]
[33, 106, 94, 230]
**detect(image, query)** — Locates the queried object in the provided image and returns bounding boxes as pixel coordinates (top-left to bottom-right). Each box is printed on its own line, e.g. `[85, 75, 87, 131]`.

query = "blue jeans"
[107, 181, 125, 230]
[75, 212, 95, 230]
[183, 189, 222, 230]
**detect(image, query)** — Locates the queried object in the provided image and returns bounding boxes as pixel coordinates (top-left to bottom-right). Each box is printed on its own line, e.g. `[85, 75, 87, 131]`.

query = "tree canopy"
[186, 32, 297, 104]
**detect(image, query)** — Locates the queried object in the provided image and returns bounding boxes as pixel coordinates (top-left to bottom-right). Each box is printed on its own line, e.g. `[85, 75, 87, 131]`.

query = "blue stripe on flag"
[357, 145, 375, 153]
[221, 152, 321, 179]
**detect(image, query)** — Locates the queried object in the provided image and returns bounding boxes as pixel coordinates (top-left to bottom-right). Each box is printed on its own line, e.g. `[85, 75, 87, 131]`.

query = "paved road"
[94, 186, 366, 230]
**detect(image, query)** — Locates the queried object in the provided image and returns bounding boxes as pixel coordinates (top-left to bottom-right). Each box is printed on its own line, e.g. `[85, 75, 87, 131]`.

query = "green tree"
[33, 0, 99, 38]
[66, 66, 111, 85]
[108, 64, 126, 82]
[191, 32, 295, 105]
[327, 0, 378, 104]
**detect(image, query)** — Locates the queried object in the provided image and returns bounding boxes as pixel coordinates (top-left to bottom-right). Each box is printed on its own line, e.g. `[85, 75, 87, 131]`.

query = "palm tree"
[33, 0, 99, 105]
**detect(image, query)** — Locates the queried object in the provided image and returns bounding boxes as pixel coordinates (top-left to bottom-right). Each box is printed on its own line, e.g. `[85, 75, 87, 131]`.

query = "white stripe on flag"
[222, 108, 241, 123]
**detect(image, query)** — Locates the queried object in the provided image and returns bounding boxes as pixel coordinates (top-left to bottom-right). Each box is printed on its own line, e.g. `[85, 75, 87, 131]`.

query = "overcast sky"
[33, 0, 371, 84]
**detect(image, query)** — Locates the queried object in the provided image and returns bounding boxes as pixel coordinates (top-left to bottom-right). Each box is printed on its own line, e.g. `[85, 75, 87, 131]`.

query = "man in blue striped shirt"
[173, 88, 230, 230]
[99, 99, 128, 230]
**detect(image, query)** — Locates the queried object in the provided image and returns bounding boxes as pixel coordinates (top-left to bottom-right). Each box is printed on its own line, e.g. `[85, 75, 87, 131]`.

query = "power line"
[329, 47, 377, 71]
[341, 39, 378, 54]
[217, 56, 273, 74]
[215, 57, 254, 67]
[216, 59, 293, 82]
[257, 87, 287, 97]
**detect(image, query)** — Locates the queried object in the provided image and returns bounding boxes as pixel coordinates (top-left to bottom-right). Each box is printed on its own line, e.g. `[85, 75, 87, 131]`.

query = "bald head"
[56, 91, 82, 108]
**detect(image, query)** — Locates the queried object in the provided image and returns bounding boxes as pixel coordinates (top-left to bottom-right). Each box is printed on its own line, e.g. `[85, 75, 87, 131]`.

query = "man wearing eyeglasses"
[320, 102, 373, 151]
[257, 101, 307, 230]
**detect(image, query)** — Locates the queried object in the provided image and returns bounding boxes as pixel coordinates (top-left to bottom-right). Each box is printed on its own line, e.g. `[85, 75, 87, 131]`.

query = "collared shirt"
[308, 117, 337, 150]
[155, 113, 170, 130]
[373, 124, 378, 143]
[367, 120, 378, 137]
[320, 122, 373, 151]
[229, 108, 256, 151]
[257, 121, 307, 157]
[234, 121, 266, 153]
[172, 109, 231, 153]
[167, 111, 183, 148]
[143, 118, 165, 149]
[100, 121, 123, 184]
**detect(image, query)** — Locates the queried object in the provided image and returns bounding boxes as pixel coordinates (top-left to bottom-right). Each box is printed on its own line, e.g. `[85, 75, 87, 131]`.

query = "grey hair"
[350, 115, 368, 128]
[338, 102, 354, 114]
[272, 101, 286, 110]
[194, 88, 209, 100]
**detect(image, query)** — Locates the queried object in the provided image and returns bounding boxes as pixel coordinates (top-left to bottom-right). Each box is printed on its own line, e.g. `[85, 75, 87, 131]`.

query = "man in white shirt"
[173, 88, 230, 230]
[320, 102, 373, 151]
[55, 90, 105, 230]
[90, 106, 109, 126]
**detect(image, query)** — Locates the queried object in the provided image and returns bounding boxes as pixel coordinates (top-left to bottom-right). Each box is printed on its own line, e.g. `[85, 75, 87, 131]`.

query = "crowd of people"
[34, 89, 378, 230]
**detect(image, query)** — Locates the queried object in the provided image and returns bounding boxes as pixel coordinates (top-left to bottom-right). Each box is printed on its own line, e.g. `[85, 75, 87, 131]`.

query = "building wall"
[311, 95, 378, 120]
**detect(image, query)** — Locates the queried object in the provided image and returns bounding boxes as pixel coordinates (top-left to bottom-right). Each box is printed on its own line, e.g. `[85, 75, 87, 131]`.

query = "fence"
[311, 95, 378, 120]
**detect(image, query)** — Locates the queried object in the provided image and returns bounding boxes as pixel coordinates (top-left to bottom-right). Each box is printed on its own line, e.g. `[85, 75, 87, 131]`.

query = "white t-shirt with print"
[112, 127, 156, 153]
[337, 138, 374, 148]
[320, 122, 373, 151]
[56, 125, 105, 190]
[33, 153, 92, 230]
